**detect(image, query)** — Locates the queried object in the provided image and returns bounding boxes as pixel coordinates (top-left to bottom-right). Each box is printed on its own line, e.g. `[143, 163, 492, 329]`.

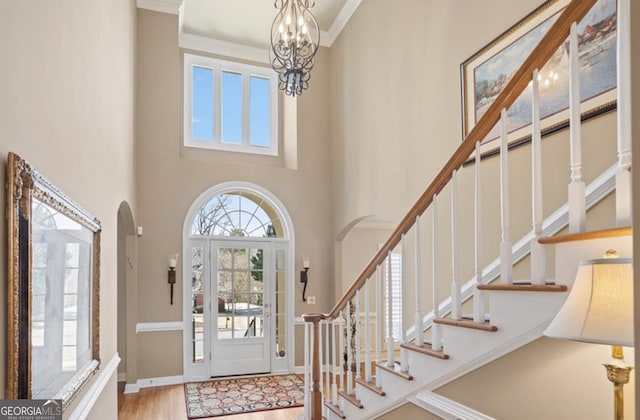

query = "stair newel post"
[355, 289, 362, 388]
[432, 195, 443, 351]
[616, 0, 632, 226]
[386, 251, 395, 368]
[451, 169, 462, 320]
[499, 109, 513, 285]
[473, 141, 486, 323]
[414, 215, 424, 346]
[303, 321, 310, 419]
[364, 278, 372, 383]
[531, 68, 547, 285]
[375, 263, 383, 388]
[568, 21, 586, 233]
[346, 300, 354, 394]
[302, 314, 326, 420]
[400, 234, 409, 373]
[332, 319, 339, 406]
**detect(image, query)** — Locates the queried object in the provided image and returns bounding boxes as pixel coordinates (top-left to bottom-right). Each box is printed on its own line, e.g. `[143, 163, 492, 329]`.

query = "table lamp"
[544, 251, 633, 420]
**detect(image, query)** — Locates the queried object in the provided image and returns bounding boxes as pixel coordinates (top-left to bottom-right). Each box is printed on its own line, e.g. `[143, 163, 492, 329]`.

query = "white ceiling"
[182, 0, 349, 49]
[137, 0, 361, 57]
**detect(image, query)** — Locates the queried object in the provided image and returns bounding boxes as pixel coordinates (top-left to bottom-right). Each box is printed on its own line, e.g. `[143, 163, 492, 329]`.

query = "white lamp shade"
[544, 257, 634, 347]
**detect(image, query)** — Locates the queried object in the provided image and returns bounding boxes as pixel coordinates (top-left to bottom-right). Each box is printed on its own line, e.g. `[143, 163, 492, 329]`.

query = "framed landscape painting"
[461, 0, 617, 155]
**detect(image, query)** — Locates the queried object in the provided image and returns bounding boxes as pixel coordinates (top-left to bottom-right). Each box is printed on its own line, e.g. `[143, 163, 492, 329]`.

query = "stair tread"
[538, 226, 631, 244]
[433, 317, 498, 332]
[376, 362, 414, 381]
[323, 401, 346, 419]
[355, 377, 386, 396]
[478, 283, 567, 292]
[400, 342, 450, 359]
[338, 389, 363, 408]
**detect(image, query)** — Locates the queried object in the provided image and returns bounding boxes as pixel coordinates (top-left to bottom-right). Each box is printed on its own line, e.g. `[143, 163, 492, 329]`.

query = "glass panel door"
[210, 241, 271, 376]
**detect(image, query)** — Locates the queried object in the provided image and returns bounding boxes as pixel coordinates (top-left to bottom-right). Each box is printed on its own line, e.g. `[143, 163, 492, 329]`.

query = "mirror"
[6, 152, 100, 408]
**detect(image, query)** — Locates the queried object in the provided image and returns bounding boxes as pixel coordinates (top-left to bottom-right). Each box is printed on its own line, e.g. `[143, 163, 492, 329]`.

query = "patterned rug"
[184, 374, 305, 418]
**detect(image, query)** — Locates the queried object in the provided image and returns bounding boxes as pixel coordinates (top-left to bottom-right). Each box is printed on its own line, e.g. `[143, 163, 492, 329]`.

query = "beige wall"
[0, 0, 137, 418]
[134, 10, 333, 377]
[377, 402, 442, 420]
[437, 337, 635, 419]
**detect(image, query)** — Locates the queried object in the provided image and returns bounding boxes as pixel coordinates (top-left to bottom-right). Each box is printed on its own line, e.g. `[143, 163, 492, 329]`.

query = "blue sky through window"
[222, 72, 242, 144]
[192, 66, 213, 141]
[250, 77, 270, 148]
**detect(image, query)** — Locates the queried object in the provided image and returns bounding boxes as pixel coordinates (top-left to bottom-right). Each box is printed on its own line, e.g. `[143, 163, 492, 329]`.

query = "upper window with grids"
[184, 54, 278, 156]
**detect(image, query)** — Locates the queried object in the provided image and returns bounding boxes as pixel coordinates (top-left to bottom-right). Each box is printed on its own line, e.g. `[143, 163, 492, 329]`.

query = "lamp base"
[603, 363, 633, 420]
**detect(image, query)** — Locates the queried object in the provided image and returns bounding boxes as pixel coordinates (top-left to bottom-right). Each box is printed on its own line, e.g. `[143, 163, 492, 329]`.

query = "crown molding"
[323, 0, 362, 46]
[180, 33, 270, 64]
[139, 0, 362, 56]
[136, 0, 183, 15]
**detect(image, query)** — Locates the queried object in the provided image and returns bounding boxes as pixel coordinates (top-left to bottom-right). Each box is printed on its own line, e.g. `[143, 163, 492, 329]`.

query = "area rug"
[184, 374, 305, 418]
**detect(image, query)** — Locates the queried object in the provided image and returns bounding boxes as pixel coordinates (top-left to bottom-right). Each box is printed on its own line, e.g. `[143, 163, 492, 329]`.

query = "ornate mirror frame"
[6, 152, 101, 408]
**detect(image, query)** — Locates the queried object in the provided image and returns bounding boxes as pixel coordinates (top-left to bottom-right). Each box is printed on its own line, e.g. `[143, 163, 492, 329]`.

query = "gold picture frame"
[6, 152, 101, 409]
[461, 0, 617, 156]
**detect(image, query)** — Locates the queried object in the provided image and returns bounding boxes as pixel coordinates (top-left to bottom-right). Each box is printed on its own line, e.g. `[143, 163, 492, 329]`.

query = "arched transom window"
[190, 191, 285, 238]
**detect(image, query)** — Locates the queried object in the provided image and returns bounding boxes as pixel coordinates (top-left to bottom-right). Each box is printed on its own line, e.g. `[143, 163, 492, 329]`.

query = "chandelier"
[270, 0, 320, 97]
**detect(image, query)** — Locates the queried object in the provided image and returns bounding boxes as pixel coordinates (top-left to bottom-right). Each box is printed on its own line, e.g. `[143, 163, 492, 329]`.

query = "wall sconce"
[300, 256, 310, 302]
[168, 254, 179, 305]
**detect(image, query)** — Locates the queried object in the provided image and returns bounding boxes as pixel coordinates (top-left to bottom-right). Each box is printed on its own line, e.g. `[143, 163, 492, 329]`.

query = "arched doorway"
[117, 201, 137, 386]
[183, 182, 295, 380]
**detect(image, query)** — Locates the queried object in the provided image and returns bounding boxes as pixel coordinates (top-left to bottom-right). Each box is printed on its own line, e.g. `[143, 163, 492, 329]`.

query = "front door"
[210, 241, 271, 376]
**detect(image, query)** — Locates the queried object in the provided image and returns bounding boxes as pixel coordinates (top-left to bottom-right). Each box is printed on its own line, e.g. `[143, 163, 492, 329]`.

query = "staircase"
[301, 0, 633, 418]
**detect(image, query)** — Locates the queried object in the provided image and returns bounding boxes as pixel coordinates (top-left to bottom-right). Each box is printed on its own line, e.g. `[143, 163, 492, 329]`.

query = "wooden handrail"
[326, 0, 597, 320]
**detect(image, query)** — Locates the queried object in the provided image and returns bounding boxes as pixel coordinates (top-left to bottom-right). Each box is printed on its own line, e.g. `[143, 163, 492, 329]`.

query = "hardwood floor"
[117, 382, 303, 420]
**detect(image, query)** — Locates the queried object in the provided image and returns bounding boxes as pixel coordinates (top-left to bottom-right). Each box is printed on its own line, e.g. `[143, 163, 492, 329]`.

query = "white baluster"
[304, 322, 310, 420]
[338, 311, 344, 404]
[531, 68, 546, 285]
[346, 300, 353, 394]
[386, 252, 395, 368]
[332, 320, 338, 406]
[432, 195, 443, 350]
[400, 235, 409, 373]
[616, 0, 632, 226]
[364, 280, 372, 383]
[473, 142, 485, 323]
[451, 170, 462, 320]
[355, 289, 361, 390]
[500, 109, 513, 284]
[318, 319, 323, 409]
[375, 263, 383, 388]
[568, 22, 586, 233]
[324, 320, 330, 404]
[414, 215, 424, 346]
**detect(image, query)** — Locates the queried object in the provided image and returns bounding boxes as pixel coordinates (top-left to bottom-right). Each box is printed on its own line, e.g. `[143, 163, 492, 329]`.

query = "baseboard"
[69, 353, 121, 420]
[123, 383, 139, 394]
[294, 363, 337, 375]
[409, 391, 496, 420]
